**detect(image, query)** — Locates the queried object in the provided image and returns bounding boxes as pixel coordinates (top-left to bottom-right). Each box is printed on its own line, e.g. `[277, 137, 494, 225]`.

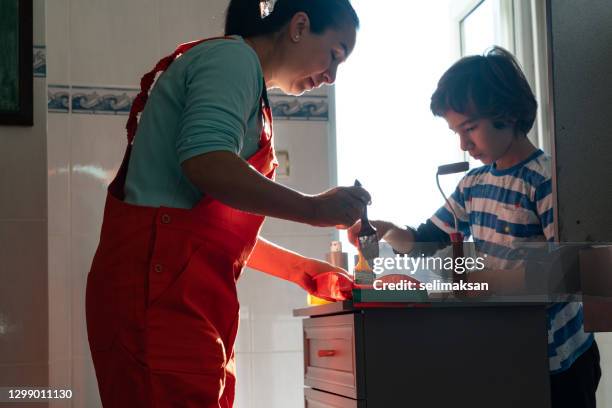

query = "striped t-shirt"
[429, 149, 593, 374]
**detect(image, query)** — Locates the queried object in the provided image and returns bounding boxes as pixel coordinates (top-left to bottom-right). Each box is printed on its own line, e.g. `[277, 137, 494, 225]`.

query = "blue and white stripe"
[430, 149, 593, 374]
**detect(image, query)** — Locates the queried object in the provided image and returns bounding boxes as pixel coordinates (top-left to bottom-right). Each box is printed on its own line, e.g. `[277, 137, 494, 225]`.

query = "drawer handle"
[317, 349, 336, 357]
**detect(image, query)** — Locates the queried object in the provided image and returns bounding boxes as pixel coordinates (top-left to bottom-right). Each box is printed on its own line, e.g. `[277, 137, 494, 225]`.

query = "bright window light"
[461, 0, 497, 55]
[335, 1, 464, 256]
[460, 0, 499, 169]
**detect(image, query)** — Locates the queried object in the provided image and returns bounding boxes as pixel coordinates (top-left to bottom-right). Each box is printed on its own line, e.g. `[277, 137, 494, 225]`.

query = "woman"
[85, 0, 366, 406]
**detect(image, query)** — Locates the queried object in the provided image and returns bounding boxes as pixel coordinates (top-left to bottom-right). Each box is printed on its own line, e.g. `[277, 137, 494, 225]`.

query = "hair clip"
[260, 0, 277, 19]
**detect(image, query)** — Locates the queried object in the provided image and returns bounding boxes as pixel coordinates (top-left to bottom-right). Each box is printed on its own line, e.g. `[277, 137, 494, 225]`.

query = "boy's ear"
[493, 118, 517, 130]
[493, 120, 507, 129]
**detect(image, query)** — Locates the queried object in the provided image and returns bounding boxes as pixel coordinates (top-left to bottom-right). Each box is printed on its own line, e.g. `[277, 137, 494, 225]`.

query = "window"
[461, 0, 500, 56]
[334, 1, 463, 260]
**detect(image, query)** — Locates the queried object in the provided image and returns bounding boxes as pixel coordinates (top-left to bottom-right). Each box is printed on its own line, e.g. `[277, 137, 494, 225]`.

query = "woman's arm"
[246, 236, 349, 294]
[182, 151, 369, 227]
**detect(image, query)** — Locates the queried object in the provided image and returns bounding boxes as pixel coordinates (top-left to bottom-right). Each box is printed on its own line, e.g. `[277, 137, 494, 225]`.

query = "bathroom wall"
[45, 0, 334, 406]
[236, 117, 336, 407]
[0, 0, 49, 404]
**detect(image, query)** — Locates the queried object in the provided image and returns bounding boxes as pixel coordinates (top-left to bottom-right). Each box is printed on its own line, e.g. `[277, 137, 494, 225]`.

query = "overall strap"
[125, 36, 233, 144]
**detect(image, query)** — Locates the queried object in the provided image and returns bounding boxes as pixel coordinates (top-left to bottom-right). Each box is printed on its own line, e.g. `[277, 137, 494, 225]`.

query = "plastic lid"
[330, 241, 343, 252]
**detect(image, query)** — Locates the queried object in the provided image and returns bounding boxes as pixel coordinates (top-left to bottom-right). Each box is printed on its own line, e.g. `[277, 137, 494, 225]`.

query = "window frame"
[450, 0, 551, 154]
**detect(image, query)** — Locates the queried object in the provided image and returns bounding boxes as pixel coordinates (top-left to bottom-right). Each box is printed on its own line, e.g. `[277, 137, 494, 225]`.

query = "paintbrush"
[354, 180, 379, 261]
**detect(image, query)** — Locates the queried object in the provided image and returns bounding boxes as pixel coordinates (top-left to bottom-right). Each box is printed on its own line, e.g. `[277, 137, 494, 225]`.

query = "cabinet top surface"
[293, 297, 550, 317]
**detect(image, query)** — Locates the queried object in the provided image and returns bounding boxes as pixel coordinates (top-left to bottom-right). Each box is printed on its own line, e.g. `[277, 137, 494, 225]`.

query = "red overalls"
[85, 37, 277, 407]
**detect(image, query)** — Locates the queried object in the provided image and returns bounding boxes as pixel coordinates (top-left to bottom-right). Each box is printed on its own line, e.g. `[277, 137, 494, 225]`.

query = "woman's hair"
[430, 46, 537, 135]
[225, 0, 359, 37]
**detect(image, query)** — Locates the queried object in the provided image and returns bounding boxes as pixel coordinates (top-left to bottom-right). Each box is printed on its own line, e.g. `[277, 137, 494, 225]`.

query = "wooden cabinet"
[295, 301, 551, 408]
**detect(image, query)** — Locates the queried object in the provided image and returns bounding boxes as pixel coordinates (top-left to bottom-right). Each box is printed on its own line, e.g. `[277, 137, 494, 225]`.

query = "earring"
[293, 35, 300, 42]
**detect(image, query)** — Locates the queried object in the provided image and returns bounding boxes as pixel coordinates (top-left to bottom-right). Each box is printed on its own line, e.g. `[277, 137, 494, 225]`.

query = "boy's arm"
[371, 220, 416, 254]
[348, 219, 451, 256]
[535, 178, 555, 241]
[347, 180, 469, 254]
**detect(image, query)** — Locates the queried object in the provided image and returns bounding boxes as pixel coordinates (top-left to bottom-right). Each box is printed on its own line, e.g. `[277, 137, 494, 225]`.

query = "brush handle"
[354, 179, 376, 235]
[360, 206, 377, 235]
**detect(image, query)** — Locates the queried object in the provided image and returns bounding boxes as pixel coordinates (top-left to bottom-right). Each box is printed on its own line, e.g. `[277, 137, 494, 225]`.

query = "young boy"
[350, 47, 601, 407]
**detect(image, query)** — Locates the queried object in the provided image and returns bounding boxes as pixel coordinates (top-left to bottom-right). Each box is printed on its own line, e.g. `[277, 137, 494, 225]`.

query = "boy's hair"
[430, 46, 537, 135]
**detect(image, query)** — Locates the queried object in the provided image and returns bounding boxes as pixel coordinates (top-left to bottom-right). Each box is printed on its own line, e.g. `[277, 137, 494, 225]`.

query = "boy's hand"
[343, 220, 391, 247]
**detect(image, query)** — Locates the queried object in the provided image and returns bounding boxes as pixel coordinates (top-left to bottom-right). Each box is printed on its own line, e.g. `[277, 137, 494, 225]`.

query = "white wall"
[0, 0, 49, 399]
[45, 0, 333, 406]
[236, 117, 336, 407]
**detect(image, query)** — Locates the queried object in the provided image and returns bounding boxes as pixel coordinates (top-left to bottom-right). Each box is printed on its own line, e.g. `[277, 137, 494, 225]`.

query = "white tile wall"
[0, 80, 47, 220]
[48, 358, 72, 408]
[158, 0, 226, 53]
[34, 0, 46, 45]
[69, 114, 124, 238]
[238, 268, 307, 351]
[0, 362, 49, 388]
[70, 356, 102, 407]
[0, 0, 48, 394]
[250, 352, 304, 408]
[47, 113, 71, 236]
[48, 234, 72, 363]
[234, 352, 253, 408]
[45, 0, 69, 84]
[69, 0, 159, 87]
[0, 220, 47, 364]
[70, 234, 98, 360]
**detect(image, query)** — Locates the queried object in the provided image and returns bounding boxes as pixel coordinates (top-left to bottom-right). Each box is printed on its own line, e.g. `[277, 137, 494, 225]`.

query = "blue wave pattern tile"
[33, 45, 46, 77]
[71, 86, 139, 115]
[48, 85, 70, 113]
[47, 85, 326, 121]
[269, 93, 328, 121]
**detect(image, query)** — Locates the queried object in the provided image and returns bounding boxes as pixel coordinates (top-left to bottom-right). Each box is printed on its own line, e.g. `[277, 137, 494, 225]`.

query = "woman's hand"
[246, 238, 353, 301]
[300, 260, 353, 301]
[309, 186, 371, 228]
[308, 269, 354, 301]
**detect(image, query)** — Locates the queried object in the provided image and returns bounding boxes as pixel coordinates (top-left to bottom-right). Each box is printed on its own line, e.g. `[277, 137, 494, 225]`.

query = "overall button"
[154, 263, 163, 273]
[161, 214, 171, 224]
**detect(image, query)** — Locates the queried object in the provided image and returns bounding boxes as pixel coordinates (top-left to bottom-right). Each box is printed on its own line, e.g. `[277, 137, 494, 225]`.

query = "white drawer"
[303, 313, 364, 399]
[304, 387, 365, 408]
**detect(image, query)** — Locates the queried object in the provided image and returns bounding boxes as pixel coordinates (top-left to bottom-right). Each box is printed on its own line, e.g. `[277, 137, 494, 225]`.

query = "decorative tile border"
[269, 92, 328, 121]
[33, 45, 46, 77]
[48, 85, 70, 113]
[39, 43, 327, 119]
[47, 85, 328, 121]
[71, 86, 138, 115]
